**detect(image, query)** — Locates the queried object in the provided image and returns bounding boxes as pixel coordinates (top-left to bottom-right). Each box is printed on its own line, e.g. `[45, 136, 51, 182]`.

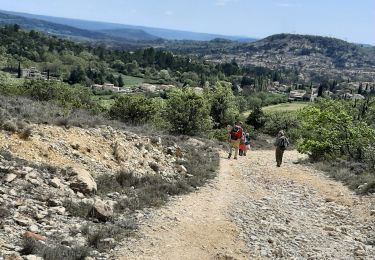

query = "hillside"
[0, 11, 159, 42]
[0, 12, 109, 41]
[169, 33, 375, 82]
[0, 93, 219, 259]
[0, 10, 256, 42]
[98, 28, 160, 42]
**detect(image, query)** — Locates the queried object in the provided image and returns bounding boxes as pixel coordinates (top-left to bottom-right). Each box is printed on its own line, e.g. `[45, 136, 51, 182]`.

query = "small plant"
[84, 223, 135, 251]
[63, 199, 92, 218]
[0, 206, 11, 218]
[16, 120, 28, 130]
[20, 126, 34, 140]
[116, 169, 140, 187]
[2, 120, 18, 132]
[21, 237, 91, 260]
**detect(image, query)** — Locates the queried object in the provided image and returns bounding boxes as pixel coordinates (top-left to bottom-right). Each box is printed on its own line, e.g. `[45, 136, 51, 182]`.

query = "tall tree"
[17, 62, 21, 78]
[118, 75, 124, 87]
[317, 84, 323, 97]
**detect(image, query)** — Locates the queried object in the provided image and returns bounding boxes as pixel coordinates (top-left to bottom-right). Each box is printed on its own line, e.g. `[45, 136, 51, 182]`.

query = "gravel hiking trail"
[116, 149, 375, 260]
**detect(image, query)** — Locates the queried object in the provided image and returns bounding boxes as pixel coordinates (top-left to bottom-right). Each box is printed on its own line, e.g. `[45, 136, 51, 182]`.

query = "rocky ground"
[0, 124, 196, 260]
[115, 150, 375, 260]
[233, 151, 375, 259]
[1, 125, 374, 260]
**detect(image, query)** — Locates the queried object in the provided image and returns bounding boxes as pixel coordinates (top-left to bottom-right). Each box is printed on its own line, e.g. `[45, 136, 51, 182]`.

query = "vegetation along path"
[116, 150, 375, 259]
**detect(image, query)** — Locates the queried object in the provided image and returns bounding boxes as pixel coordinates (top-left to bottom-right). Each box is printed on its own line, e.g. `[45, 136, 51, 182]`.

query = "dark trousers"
[275, 146, 285, 166]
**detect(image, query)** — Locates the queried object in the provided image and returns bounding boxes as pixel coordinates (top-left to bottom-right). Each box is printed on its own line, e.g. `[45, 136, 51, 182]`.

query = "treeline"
[0, 71, 242, 136]
[0, 24, 294, 92]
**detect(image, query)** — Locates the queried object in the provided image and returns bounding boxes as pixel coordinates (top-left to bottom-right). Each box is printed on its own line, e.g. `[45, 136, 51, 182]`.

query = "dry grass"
[81, 222, 136, 252]
[314, 160, 375, 194]
[97, 135, 220, 212]
[21, 237, 92, 260]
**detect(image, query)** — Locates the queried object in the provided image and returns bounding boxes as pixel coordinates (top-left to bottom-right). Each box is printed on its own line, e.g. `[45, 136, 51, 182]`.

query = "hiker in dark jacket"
[274, 130, 289, 167]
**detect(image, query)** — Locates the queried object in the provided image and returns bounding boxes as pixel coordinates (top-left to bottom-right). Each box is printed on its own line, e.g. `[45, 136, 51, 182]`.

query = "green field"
[122, 75, 146, 87]
[262, 102, 310, 113]
[243, 102, 310, 117]
[91, 95, 115, 109]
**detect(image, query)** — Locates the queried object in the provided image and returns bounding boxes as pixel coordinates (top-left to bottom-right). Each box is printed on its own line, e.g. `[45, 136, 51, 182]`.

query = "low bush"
[19, 126, 34, 139]
[2, 119, 18, 132]
[63, 199, 92, 218]
[315, 161, 375, 194]
[21, 237, 91, 260]
[83, 223, 135, 251]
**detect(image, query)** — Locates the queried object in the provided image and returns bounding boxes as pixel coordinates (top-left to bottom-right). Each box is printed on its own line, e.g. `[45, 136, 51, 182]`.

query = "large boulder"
[67, 167, 97, 195]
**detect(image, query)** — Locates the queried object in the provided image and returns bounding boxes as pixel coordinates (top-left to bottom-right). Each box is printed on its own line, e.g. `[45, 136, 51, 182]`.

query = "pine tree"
[317, 84, 323, 97]
[358, 83, 363, 94]
[17, 62, 21, 78]
[118, 75, 124, 87]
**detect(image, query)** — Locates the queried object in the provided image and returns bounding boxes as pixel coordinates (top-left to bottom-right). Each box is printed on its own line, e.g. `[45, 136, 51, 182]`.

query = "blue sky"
[0, 0, 374, 44]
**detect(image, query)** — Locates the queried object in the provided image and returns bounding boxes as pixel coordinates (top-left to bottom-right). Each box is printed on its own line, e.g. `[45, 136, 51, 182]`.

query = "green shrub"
[246, 107, 266, 130]
[297, 99, 375, 161]
[166, 88, 212, 135]
[109, 94, 158, 124]
[21, 80, 93, 109]
[263, 111, 300, 140]
[207, 128, 230, 142]
[208, 82, 239, 128]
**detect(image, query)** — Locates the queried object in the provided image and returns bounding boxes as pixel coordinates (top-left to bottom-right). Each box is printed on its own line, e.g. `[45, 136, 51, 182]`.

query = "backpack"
[230, 126, 242, 140]
[279, 137, 289, 149]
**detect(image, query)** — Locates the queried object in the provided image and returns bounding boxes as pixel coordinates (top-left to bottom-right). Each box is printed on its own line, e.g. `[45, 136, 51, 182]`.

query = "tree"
[118, 75, 124, 87]
[17, 62, 21, 78]
[13, 24, 20, 32]
[317, 84, 324, 97]
[166, 89, 211, 135]
[246, 106, 266, 130]
[109, 95, 157, 124]
[208, 82, 239, 128]
[358, 83, 363, 95]
[297, 99, 375, 161]
[68, 66, 86, 84]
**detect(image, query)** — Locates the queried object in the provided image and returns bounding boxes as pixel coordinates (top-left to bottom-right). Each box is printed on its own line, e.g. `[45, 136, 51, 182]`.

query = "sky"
[0, 0, 374, 44]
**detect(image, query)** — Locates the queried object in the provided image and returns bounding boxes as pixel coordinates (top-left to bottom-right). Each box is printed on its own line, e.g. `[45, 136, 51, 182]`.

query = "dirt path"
[116, 152, 251, 260]
[115, 150, 375, 259]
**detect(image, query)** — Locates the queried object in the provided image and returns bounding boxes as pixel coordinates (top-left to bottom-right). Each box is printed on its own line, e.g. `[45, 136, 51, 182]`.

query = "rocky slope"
[0, 123, 212, 259]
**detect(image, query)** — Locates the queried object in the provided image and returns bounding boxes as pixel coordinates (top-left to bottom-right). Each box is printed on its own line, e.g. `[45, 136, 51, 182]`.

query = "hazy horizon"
[0, 0, 374, 45]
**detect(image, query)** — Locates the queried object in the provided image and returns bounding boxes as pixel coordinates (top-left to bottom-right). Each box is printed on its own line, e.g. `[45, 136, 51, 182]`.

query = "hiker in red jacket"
[228, 121, 243, 159]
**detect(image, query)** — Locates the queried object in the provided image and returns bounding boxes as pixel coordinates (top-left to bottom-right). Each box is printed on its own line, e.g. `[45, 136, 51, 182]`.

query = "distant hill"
[164, 33, 375, 82]
[0, 11, 160, 42]
[99, 28, 160, 42]
[0, 12, 109, 40]
[249, 33, 375, 69]
[0, 10, 256, 42]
